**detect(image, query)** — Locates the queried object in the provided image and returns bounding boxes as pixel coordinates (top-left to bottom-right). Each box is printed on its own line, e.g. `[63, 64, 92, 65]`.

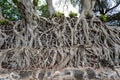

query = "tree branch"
[105, 3, 120, 14]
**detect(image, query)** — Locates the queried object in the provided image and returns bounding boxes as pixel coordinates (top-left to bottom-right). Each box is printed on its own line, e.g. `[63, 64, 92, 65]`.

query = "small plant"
[99, 14, 107, 22]
[69, 11, 78, 18]
[52, 11, 64, 17]
[0, 19, 8, 25]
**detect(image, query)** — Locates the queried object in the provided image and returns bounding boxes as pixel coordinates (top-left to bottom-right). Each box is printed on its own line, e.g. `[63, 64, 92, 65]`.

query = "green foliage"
[52, 11, 64, 17]
[0, 19, 8, 25]
[38, 4, 49, 17]
[0, 0, 22, 21]
[69, 11, 78, 18]
[99, 14, 107, 22]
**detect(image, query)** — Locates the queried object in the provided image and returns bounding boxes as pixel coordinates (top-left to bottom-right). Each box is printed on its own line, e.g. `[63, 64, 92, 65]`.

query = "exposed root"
[0, 0, 120, 71]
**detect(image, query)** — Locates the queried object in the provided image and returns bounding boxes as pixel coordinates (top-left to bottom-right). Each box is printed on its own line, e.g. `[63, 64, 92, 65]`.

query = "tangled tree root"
[0, 16, 120, 71]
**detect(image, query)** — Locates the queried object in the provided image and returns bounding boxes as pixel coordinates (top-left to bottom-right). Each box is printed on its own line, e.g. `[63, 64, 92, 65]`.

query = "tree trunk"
[81, 0, 96, 18]
[46, 0, 55, 16]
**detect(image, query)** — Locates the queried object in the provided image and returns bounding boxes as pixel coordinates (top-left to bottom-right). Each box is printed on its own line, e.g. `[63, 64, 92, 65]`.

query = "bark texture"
[0, 1, 120, 79]
[46, 0, 55, 16]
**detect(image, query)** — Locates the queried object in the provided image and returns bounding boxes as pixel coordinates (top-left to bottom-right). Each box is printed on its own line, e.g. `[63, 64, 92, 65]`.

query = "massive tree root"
[0, 15, 120, 71]
[0, 0, 120, 75]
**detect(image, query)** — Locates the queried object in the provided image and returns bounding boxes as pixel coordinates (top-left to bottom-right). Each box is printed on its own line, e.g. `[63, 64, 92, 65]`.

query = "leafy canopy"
[0, 0, 22, 21]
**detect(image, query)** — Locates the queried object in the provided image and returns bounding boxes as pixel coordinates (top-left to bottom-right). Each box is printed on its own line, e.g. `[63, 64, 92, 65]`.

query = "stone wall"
[0, 67, 120, 80]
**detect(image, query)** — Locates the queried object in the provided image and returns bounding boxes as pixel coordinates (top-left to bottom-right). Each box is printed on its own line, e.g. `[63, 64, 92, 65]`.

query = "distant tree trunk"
[46, 0, 55, 16]
[81, 0, 96, 18]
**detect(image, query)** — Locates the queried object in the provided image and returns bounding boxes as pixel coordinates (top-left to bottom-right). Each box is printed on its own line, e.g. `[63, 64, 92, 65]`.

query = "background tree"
[70, 0, 120, 26]
[94, 0, 120, 15]
[46, 0, 55, 16]
[0, 0, 22, 21]
[107, 12, 120, 26]
[94, 0, 120, 25]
